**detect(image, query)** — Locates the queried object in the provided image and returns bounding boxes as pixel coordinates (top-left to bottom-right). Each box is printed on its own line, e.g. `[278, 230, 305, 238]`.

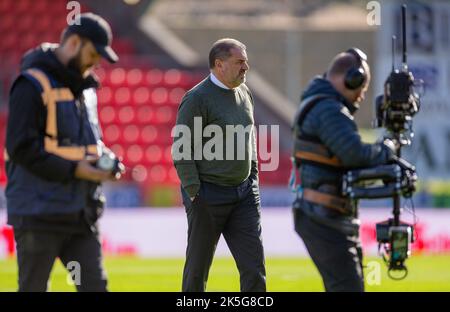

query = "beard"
[67, 51, 84, 76]
[67, 45, 93, 76]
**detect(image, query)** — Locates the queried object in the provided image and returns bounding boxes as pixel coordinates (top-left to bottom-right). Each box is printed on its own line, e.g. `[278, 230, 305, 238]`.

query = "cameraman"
[4, 13, 122, 292]
[292, 48, 395, 292]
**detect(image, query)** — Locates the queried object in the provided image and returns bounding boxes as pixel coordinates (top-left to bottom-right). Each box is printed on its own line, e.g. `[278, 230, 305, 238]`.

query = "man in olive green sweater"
[172, 38, 266, 292]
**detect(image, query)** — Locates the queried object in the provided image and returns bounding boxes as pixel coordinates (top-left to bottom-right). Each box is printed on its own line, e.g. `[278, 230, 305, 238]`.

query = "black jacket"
[5, 43, 103, 232]
[293, 77, 393, 234]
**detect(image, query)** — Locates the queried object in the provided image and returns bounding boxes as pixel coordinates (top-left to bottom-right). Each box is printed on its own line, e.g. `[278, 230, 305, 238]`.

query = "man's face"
[217, 47, 249, 88]
[68, 39, 102, 76]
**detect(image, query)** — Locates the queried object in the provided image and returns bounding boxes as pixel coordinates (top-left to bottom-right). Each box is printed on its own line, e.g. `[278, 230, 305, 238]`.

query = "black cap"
[66, 12, 119, 63]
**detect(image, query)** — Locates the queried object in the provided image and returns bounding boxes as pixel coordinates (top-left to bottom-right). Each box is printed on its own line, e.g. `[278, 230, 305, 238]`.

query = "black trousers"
[13, 228, 107, 292]
[293, 208, 364, 292]
[181, 178, 266, 292]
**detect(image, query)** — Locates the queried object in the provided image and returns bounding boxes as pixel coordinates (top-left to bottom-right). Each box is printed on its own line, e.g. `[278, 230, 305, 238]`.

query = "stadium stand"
[0, 0, 292, 206]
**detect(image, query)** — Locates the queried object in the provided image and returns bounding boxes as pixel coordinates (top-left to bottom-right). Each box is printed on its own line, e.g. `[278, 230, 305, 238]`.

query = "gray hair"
[209, 38, 246, 69]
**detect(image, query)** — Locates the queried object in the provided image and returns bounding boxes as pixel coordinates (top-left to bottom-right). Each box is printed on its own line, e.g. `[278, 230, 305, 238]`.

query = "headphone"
[344, 47, 368, 90]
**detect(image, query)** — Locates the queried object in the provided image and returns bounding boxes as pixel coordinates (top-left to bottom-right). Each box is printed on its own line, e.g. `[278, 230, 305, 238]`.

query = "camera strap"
[293, 94, 343, 169]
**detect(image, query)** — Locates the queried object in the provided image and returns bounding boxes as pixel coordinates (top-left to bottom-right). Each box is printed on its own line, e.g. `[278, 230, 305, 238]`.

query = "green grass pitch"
[1, 255, 450, 291]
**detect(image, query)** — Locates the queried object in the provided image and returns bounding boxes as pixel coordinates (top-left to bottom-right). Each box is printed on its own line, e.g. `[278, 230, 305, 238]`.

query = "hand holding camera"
[95, 151, 126, 180]
[75, 150, 125, 182]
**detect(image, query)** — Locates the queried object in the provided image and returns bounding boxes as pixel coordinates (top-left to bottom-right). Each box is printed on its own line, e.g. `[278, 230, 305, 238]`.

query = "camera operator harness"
[291, 93, 353, 215]
[291, 5, 422, 281]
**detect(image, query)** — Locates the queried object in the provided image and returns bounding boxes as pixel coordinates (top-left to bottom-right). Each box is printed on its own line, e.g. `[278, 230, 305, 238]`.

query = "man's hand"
[74, 158, 118, 183]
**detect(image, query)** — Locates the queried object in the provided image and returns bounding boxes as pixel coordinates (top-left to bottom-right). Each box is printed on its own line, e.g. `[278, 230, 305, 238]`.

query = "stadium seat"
[168, 87, 186, 105]
[144, 145, 163, 164]
[103, 124, 121, 144]
[148, 165, 167, 183]
[0, 15, 14, 34]
[99, 106, 117, 125]
[126, 68, 144, 86]
[145, 69, 163, 86]
[123, 125, 140, 143]
[154, 106, 174, 124]
[164, 69, 182, 86]
[17, 15, 34, 34]
[135, 106, 154, 124]
[114, 87, 131, 106]
[140, 125, 158, 144]
[132, 87, 151, 105]
[109, 68, 127, 86]
[97, 87, 113, 105]
[131, 164, 147, 182]
[126, 144, 144, 165]
[151, 87, 169, 105]
[0, 0, 12, 14]
[118, 106, 136, 124]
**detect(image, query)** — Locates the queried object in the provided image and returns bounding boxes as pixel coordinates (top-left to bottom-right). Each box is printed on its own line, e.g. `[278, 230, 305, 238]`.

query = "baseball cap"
[65, 12, 119, 63]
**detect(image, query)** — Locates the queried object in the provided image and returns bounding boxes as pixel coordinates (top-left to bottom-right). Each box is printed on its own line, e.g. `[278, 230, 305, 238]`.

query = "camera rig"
[342, 4, 421, 280]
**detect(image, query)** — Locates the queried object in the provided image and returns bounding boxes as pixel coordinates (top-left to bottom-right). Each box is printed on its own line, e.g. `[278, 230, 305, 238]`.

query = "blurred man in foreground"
[5, 13, 123, 292]
[292, 48, 396, 291]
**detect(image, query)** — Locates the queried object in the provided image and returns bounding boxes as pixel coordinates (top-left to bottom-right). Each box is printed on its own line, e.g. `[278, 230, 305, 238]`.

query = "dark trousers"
[13, 229, 107, 292]
[293, 208, 364, 292]
[181, 178, 266, 292]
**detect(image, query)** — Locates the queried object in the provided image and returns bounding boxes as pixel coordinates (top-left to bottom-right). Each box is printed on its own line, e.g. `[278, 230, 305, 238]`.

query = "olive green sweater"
[172, 75, 258, 197]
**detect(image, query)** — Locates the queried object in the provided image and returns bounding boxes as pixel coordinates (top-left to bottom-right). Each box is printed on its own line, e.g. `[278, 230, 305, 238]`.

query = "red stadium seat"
[0, 15, 14, 34]
[0, 0, 13, 14]
[145, 69, 163, 86]
[151, 87, 169, 105]
[164, 69, 182, 86]
[99, 106, 116, 124]
[17, 14, 34, 34]
[103, 124, 121, 144]
[126, 68, 144, 86]
[132, 87, 150, 105]
[154, 106, 174, 124]
[123, 125, 140, 143]
[118, 106, 136, 124]
[148, 165, 167, 183]
[16, 0, 32, 14]
[140, 125, 158, 144]
[114, 87, 131, 105]
[144, 145, 163, 164]
[97, 87, 113, 105]
[33, 0, 50, 15]
[109, 68, 126, 86]
[125, 144, 144, 164]
[135, 106, 154, 124]
[168, 87, 186, 105]
[131, 164, 147, 182]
